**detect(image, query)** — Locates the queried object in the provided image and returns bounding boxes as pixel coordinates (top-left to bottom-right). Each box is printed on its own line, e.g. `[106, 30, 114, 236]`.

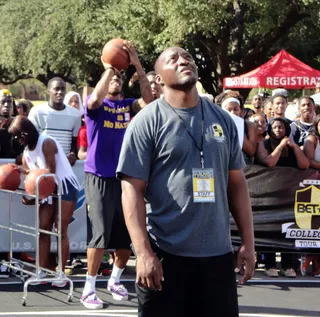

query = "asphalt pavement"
[0, 260, 319, 317]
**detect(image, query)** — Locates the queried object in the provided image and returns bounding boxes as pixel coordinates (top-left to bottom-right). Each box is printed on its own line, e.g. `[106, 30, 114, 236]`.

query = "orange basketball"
[0, 163, 21, 190]
[102, 38, 130, 70]
[24, 169, 56, 199]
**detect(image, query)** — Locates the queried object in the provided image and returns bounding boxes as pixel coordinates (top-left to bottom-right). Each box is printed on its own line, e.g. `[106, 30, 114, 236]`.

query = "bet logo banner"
[294, 185, 320, 230]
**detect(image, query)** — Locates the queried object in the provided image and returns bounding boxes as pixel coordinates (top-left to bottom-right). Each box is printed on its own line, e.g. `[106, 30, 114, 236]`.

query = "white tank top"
[315, 139, 320, 162]
[23, 134, 80, 194]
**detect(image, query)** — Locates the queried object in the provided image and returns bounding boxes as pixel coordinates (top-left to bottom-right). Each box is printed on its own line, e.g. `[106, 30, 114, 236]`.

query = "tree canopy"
[0, 0, 320, 97]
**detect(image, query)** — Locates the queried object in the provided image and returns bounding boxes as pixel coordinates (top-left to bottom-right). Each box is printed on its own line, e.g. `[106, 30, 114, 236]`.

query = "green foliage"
[0, 0, 320, 98]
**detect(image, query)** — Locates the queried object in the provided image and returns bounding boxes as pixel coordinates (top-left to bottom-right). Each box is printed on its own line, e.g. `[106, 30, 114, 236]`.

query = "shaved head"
[154, 47, 198, 92]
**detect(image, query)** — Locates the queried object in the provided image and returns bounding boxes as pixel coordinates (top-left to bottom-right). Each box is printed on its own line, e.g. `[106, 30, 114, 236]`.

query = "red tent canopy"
[223, 50, 320, 89]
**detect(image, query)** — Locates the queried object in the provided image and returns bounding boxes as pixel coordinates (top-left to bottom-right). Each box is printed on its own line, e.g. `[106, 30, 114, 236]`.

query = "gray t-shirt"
[117, 97, 245, 257]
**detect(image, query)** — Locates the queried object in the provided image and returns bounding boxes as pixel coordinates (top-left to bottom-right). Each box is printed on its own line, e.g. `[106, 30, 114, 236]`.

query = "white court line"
[240, 315, 308, 317]
[0, 310, 137, 316]
[0, 311, 309, 317]
[1, 278, 320, 285]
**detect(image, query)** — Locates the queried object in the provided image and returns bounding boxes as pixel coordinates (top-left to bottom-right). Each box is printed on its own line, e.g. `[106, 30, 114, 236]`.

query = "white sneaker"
[28, 270, 48, 285]
[107, 283, 128, 300]
[80, 292, 103, 309]
[52, 272, 68, 288]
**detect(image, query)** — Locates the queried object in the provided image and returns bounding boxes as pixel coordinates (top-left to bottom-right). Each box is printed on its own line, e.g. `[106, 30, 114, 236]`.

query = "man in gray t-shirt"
[117, 47, 255, 317]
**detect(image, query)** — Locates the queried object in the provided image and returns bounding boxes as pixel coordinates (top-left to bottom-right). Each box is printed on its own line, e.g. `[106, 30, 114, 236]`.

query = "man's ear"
[156, 74, 164, 87]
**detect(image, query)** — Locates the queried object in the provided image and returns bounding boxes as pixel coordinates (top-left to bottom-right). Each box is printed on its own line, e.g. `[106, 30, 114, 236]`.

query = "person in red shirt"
[77, 121, 87, 160]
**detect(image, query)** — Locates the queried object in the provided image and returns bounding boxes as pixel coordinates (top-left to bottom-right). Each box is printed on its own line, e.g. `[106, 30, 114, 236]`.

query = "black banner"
[230, 165, 320, 251]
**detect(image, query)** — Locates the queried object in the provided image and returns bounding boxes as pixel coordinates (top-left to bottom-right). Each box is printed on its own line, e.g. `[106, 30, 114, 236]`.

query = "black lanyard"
[166, 99, 205, 169]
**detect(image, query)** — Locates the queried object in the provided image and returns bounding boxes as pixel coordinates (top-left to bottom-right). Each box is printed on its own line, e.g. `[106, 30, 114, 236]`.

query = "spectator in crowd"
[263, 97, 274, 122]
[256, 117, 309, 169]
[214, 89, 231, 106]
[290, 96, 315, 147]
[117, 46, 254, 317]
[251, 94, 262, 114]
[28, 78, 81, 165]
[77, 122, 87, 160]
[15, 99, 33, 117]
[0, 89, 26, 278]
[28, 78, 81, 274]
[250, 114, 267, 143]
[63, 91, 86, 269]
[302, 115, 320, 278]
[64, 91, 84, 115]
[256, 117, 309, 278]
[272, 88, 288, 98]
[243, 108, 255, 121]
[272, 94, 289, 121]
[8, 115, 81, 287]
[221, 91, 257, 164]
[80, 40, 153, 309]
[146, 71, 162, 100]
[0, 89, 24, 158]
[315, 82, 320, 94]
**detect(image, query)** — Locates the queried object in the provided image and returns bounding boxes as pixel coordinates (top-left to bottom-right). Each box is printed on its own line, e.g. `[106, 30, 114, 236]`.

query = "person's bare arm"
[122, 41, 153, 113]
[121, 175, 163, 291]
[256, 138, 288, 167]
[242, 121, 257, 157]
[87, 61, 116, 110]
[42, 139, 58, 173]
[303, 135, 320, 169]
[287, 139, 309, 169]
[78, 146, 87, 160]
[228, 169, 255, 284]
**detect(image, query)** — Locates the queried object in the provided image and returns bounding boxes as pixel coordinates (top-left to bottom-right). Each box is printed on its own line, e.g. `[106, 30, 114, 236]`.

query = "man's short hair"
[272, 88, 288, 97]
[47, 77, 65, 88]
[298, 96, 315, 106]
[271, 94, 287, 103]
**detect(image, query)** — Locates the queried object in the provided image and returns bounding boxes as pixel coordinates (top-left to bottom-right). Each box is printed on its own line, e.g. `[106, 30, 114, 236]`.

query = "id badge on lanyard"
[166, 99, 215, 203]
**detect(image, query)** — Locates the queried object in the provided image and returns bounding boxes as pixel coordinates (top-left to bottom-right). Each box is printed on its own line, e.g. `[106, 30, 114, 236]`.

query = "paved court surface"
[0, 261, 319, 317]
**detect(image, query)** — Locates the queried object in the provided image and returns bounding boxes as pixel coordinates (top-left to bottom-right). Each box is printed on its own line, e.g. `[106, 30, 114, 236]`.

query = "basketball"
[24, 169, 56, 199]
[102, 38, 130, 70]
[0, 163, 21, 191]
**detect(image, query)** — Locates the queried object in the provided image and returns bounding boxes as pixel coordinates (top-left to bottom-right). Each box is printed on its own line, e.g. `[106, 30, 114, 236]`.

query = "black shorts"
[85, 173, 131, 250]
[136, 249, 239, 317]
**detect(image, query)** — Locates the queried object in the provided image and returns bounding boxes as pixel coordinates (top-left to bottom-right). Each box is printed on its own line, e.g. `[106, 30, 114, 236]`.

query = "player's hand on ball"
[100, 57, 115, 71]
[123, 41, 140, 68]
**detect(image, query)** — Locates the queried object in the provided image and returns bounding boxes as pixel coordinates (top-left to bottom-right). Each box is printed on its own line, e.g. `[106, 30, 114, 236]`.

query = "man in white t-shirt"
[28, 77, 81, 165]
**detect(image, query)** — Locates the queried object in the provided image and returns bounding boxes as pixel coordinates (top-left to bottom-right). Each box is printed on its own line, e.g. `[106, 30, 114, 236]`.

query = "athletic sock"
[83, 273, 97, 296]
[108, 264, 124, 286]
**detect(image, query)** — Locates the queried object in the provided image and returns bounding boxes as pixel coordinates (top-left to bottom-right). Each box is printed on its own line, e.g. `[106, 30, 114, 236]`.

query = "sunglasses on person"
[13, 132, 28, 140]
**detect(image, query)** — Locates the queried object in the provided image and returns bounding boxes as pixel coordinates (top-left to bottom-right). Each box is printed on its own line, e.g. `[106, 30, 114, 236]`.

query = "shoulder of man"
[203, 98, 238, 130]
[28, 102, 48, 115]
[64, 104, 81, 117]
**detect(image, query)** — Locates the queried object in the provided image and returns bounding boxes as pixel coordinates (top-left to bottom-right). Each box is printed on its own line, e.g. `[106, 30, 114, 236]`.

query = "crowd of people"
[216, 89, 320, 279]
[0, 42, 319, 315]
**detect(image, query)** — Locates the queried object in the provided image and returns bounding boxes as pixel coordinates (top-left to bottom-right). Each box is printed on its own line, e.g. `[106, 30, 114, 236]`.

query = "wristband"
[105, 66, 115, 73]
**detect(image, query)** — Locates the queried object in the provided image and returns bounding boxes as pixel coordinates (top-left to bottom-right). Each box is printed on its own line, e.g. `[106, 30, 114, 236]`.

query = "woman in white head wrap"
[221, 93, 257, 164]
[64, 92, 84, 116]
